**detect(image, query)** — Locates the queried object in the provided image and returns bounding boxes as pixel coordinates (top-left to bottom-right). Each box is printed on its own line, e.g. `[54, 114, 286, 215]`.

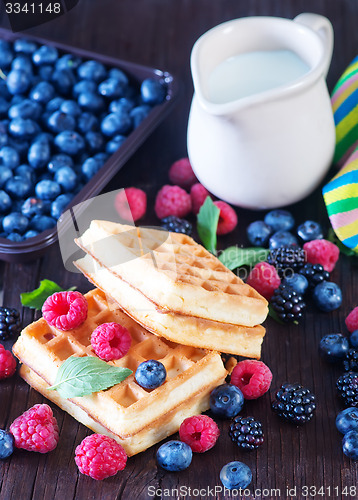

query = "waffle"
[76, 220, 268, 327]
[19, 365, 213, 457]
[75, 254, 266, 358]
[12, 289, 227, 440]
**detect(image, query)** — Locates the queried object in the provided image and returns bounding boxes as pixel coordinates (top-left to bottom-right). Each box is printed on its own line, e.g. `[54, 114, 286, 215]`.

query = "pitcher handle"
[294, 13, 334, 79]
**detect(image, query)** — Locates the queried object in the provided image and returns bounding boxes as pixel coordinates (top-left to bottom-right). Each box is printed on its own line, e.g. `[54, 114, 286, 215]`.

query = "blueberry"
[264, 209, 295, 232]
[55, 54, 82, 71]
[47, 154, 74, 173]
[106, 135, 126, 154]
[77, 92, 105, 112]
[60, 100, 81, 117]
[35, 180, 61, 201]
[0, 146, 20, 169]
[140, 78, 166, 105]
[77, 60, 106, 82]
[336, 408, 358, 435]
[14, 39, 38, 55]
[81, 157, 101, 180]
[93, 152, 109, 166]
[135, 360, 166, 389]
[101, 112, 131, 136]
[9, 99, 42, 120]
[30, 82, 55, 104]
[343, 430, 358, 460]
[156, 440, 192, 471]
[46, 97, 65, 112]
[51, 68, 76, 95]
[220, 461, 252, 490]
[98, 77, 127, 99]
[282, 273, 309, 295]
[5, 176, 32, 199]
[0, 48, 13, 68]
[350, 331, 358, 349]
[0, 167, 12, 187]
[9, 118, 39, 139]
[11, 55, 33, 75]
[51, 193, 73, 219]
[110, 97, 135, 114]
[21, 197, 46, 217]
[7, 232, 23, 242]
[38, 65, 53, 81]
[0, 191, 11, 213]
[54, 131, 85, 156]
[108, 68, 129, 86]
[3, 212, 28, 234]
[30, 215, 56, 232]
[28, 140, 51, 169]
[55, 166, 77, 192]
[73, 79, 97, 98]
[130, 105, 151, 128]
[0, 430, 14, 459]
[247, 220, 272, 247]
[313, 281, 342, 312]
[47, 111, 76, 133]
[319, 333, 349, 362]
[32, 45, 58, 65]
[210, 383, 244, 418]
[0, 98, 10, 118]
[269, 230, 298, 249]
[297, 220, 324, 242]
[77, 112, 98, 133]
[85, 131, 104, 152]
[23, 230, 39, 239]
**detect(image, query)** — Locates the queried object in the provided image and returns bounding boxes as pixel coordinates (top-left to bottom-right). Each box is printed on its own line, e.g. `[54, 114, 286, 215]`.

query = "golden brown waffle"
[75, 254, 265, 358]
[13, 289, 227, 439]
[20, 365, 213, 457]
[76, 220, 268, 327]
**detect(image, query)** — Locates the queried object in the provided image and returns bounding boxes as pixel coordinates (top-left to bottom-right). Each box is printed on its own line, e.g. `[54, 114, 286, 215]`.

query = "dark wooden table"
[0, 1, 358, 499]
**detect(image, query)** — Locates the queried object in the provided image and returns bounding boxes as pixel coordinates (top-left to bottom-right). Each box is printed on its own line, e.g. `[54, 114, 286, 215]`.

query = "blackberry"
[161, 216, 192, 235]
[267, 246, 306, 277]
[229, 416, 264, 450]
[270, 284, 306, 323]
[298, 263, 330, 289]
[271, 383, 316, 424]
[0, 307, 21, 340]
[343, 349, 358, 372]
[337, 372, 358, 407]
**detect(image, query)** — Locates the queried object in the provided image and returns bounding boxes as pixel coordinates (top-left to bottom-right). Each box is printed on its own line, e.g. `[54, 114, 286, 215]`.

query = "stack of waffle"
[13, 220, 268, 456]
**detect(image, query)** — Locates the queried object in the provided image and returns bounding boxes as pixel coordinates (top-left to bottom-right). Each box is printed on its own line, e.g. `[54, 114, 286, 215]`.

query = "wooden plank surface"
[0, 1, 358, 499]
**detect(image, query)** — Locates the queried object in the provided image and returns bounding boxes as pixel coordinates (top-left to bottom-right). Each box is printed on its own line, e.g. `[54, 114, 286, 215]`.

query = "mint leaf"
[219, 246, 269, 270]
[20, 279, 76, 310]
[48, 356, 132, 398]
[197, 197, 220, 254]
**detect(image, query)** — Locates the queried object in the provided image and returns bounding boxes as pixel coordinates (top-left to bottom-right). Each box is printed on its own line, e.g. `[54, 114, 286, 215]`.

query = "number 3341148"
[5, 3, 62, 14]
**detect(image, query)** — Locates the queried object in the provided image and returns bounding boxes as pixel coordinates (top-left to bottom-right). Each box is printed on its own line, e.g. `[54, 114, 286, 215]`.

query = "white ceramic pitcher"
[187, 13, 335, 209]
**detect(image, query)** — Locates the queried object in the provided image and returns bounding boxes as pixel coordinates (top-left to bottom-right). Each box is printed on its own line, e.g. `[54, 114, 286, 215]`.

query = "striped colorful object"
[331, 56, 358, 166]
[323, 147, 358, 253]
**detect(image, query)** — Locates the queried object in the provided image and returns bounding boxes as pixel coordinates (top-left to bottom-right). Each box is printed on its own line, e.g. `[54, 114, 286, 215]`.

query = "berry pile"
[0, 38, 167, 242]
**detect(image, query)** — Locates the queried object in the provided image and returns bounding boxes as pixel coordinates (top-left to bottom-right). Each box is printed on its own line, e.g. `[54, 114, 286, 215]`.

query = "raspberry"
[9, 404, 59, 453]
[179, 415, 220, 453]
[246, 262, 281, 301]
[214, 201, 238, 235]
[0, 344, 16, 379]
[91, 322, 131, 361]
[230, 360, 272, 400]
[190, 183, 210, 215]
[346, 307, 358, 333]
[115, 187, 147, 222]
[75, 434, 127, 480]
[303, 239, 340, 272]
[42, 291, 88, 331]
[168, 158, 197, 188]
[154, 185, 192, 219]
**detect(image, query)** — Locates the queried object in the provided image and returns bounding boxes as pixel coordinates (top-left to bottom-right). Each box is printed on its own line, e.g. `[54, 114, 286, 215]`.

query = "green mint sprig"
[197, 197, 220, 254]
[20, 279, 76, 310]
[219, 246, 269, 270]
[48, 356, 132, 398]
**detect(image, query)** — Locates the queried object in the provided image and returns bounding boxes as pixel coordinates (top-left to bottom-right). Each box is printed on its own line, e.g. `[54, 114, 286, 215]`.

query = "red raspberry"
[0, 344, 16, 379]
[155, 185, 192, 219]
[179, 415, 219, 453]
[115, 187, 147, 222]
[42, 291, 88, 331]
[10, 404, 59, 453]
[168, 158, 197, 188]
[91, 322, 131, 361]
[303, 239, 339, 272]
[346, 307, 358, 333]
[246, 262, 281, 301]
[214, 201, 238, 235]
[231, 360, 272, 400]
[190, 183, 211, 215]
[75, 434, 127, 480]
